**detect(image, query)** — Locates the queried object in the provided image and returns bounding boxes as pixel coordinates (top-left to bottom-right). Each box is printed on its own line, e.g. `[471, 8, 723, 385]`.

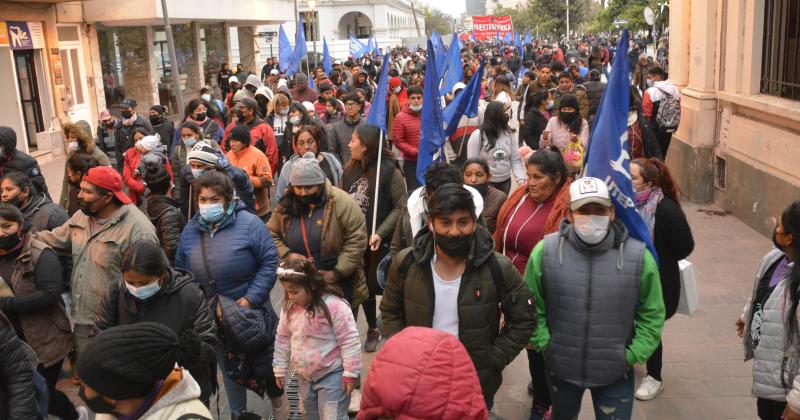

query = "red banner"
[471, 15, 513, 41]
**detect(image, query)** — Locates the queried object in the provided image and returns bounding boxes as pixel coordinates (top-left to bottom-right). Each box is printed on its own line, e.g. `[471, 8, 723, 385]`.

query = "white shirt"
[430, 255, 462, 338]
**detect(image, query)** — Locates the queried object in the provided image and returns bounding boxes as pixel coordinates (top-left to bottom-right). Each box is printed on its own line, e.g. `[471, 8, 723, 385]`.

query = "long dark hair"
[121, 240, 169, 277]
[344, 125, 392, 176]
[278, 258, 346, 326]
[480, 101, 514, 151]
[294, 125, 329, 155]
[632, 158, 681, 205]
[783, 201, 800, 348]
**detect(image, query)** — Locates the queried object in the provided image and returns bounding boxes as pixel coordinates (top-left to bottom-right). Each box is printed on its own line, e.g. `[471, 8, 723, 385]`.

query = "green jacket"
[381, 225, 535, 400]
[524, 228, 664, 367]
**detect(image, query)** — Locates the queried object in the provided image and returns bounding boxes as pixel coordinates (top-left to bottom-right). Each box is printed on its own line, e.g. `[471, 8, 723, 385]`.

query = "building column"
[666, 0, 719, 203]
[223, 22, 233, 68]
[86, 24, 106, 115]
[191, 22, 204, 91]
[237, 26, 257, 74]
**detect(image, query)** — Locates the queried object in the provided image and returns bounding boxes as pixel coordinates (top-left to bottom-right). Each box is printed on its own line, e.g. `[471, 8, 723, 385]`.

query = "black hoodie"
[0, 127, 49, 199]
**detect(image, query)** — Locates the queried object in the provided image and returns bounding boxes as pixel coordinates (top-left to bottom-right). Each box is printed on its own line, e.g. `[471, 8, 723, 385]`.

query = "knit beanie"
[232, 89, 249, 105]
[143, 161, 171, 191]
[291, 152, 326, 186]
[137, 134, 162, 152]
[188, 143, 218, 166]
[76, 323, 182, 400]
[228, 124, 251, 147]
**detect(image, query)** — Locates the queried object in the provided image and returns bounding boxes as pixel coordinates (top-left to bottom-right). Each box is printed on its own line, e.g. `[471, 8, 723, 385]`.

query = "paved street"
[45, 154, 767, 419]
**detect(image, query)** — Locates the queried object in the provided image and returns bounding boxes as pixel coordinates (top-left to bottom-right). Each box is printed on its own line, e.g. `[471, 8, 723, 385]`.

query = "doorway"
[13, 50, 43, 150]
[58, 25, 92, 128]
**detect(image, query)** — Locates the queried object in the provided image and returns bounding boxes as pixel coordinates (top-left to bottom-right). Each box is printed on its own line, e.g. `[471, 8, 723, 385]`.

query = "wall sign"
[7, 21, 45, 51]
[0, 23, 8, 47]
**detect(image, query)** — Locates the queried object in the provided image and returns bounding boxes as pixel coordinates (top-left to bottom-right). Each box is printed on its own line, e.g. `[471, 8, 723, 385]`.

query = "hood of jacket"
[143, 194, 181, 221]
[558, 216, 628, 252]
[244, 74, 262, 89]
[20, 192, 50, 219]
[0, 126, 18, 156]
[411, 219, 495, 268]
[162, 267, 196, 294]
[140, 368, 205, 418]
[407, 185, 484, 238]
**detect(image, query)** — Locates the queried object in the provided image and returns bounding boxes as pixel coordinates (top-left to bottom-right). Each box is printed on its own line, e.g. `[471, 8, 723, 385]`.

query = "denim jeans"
[298, 368, 350, 420]
[547, 368, 634, 420]
[215, 347, 248, 415]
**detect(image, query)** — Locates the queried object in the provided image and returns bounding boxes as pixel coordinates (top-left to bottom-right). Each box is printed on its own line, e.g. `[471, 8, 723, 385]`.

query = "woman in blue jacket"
[175, 170, 287, 419]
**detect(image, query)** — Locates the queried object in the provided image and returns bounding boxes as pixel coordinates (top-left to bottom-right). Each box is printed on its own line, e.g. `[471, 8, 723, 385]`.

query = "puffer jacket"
[23, 193, 69, 235]
[380, 225, 535, 401]
[391, 104, 421, 160]
[582, 80, 607, 122]
[217, 294, 278, 378]
[0, 312, 41, 419]
[139, 368, 212, 420]
[140, 194, 184, 264]
[113, 115, 152, 169]
[176, 201, 279, 307]
[0, 148, 49, 201]
[358, 327, 488, 420]
[93, 268, 218, 401]
[269, 181, 369, 307]
[481, 186, 507, 234]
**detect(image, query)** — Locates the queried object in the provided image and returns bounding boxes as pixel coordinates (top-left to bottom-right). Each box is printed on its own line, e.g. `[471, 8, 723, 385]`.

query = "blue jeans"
[547, 368, 634, 420]
[216, 347, 248, 415]
[298, 368, 350, 420]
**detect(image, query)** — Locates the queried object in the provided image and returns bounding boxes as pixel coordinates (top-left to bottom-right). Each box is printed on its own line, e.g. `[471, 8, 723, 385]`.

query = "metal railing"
[760, 0, 800, 100]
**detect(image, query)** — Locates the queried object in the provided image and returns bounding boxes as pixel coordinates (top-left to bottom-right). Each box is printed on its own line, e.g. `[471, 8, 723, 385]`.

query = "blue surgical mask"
[191, 168, 205, 179]
[125, 280, 161, 300]
[646, 79, 654, 88]
[546, 100, 554, 110]
[184, 137, 198, 148]
[199, 202, 225, 223]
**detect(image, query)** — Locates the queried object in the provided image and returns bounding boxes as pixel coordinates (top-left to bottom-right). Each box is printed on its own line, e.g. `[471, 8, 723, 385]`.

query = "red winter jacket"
[223, 119, 279, 172]
[391, 104, 421, 160]
[358, 327, 488, 420]
[122, 148, 174, 205]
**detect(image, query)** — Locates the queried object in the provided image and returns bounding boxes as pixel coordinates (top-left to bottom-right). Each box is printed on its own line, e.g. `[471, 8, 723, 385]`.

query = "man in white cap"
[523, 176, 664, 420]
[266, 68, 280, 93]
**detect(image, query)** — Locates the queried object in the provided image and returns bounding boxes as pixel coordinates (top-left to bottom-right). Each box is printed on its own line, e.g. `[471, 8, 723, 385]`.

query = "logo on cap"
[578, 178, 599, 194]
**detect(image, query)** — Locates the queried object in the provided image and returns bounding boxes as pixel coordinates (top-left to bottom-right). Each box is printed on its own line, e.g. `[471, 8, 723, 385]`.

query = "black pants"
[646, 341, 663, 380]
[403, 160, 420, 193]
[656, 130, 673, 160]
[38, 359, 78, 420]
[528, 349, 551, 412]
[757, 398, 786, 420]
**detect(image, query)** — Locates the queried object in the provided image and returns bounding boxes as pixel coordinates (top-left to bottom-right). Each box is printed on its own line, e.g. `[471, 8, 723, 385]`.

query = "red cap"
[83, 166, 132, 205]
[389, 77, 402, 89]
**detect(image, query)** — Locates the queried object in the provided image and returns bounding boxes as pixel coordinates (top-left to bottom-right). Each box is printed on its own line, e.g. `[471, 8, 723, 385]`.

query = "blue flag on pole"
[524, 31, 532, 45]
[431, 32, 447, 79]
[442, 58, 484, 137]
[293, 17, 308, 72]
[416, 39, 445, 185]
[440, 33, 463, 96]
[322, 37, 332, 75]
[349, 34, 366, 58]
[514, 32, 524, 56]
[503, 31, 512, 44]
[583, 30, 659, 265]
[366, 52, 390, 132]
[279, 25, 295, 75]
[471, 31, 478, 43]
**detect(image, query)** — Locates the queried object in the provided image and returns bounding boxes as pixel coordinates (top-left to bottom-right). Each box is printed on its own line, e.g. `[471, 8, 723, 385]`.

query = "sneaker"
[635, 375, 663, 401]
[76, 405, 90, 420]
[348, 389, 361, 414]
[363, 328, 381, 352]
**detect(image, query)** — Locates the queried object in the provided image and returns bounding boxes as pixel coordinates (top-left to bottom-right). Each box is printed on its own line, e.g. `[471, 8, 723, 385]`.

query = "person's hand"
[320, 270, 337, 284]
[736, 316, 745, 338]
[369, 234, 382, 251]
[785, 406, 800, 420]
[236, 297, 252, 308]
[275, 377, 285, 389]
[342, 380, 356, 396]
[542, 131, 550, 142]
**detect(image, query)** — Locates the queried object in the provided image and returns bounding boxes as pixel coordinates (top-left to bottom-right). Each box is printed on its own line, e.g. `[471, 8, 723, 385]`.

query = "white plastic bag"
[677, 259, 699, 315]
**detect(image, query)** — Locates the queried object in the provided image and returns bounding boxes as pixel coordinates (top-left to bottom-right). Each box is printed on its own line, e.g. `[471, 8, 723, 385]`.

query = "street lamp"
[307, 0, 318, 71]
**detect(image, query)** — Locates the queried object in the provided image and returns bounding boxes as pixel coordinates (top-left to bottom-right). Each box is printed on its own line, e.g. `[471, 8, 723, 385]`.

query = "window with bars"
[761, 0, 800, 100]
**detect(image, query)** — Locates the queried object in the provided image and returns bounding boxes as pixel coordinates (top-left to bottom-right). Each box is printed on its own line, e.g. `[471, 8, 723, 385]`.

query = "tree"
[495, 0, 597, 37]
[424, 6, 454, 35]
[593, 0, 669, 35]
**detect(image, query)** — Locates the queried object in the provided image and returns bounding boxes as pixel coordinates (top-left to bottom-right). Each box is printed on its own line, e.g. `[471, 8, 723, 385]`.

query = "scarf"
[121, 113, 138, 127]
[493, 178, 572, 252]
[635, 186, 664, 236]
[0, 232, 28, 256]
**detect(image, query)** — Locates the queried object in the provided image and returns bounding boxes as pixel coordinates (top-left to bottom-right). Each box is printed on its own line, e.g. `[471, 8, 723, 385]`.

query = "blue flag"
[366, 52, 390, 132]
[278, 25, 295, 75]
[322, 37, 332, 75]
[431, 32, 447, 79]
[442, 58, 484, 137]
[471, 31, 478, 43]
[292, 17, 308, 73]
[440, 33, 463, 96]
[416, 39, 445, 185]
[503, 31, 512, 44]
[514, 32, 524, 57]
[524, 31, 532, 45]
[584, 30, 659, 265]
[349, 34, 367, 58]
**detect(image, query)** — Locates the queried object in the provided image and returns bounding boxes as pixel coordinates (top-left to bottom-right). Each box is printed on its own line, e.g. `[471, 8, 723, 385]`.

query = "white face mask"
[201, 93, 212, 103]
[289, 116, 302, 125]
[410, 104, 422, 112]
[393, 86, 402, 93]
[572, 214, 610, 245]
[67, 141, 80, 152]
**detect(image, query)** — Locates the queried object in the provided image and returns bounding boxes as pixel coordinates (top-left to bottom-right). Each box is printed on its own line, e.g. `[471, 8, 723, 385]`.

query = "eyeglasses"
[344, 103, 358, 108]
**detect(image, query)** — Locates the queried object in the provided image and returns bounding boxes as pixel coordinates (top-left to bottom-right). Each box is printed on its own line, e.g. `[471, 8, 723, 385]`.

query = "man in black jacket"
[0, 126, 49, 199]
[113, 98, 153, 169]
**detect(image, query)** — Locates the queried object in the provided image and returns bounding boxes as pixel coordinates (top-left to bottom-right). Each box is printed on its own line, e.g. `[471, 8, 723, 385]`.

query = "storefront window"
[200, 23, 227, 93]
[153, 23, 200, 115]
[97, 26, 150, 112]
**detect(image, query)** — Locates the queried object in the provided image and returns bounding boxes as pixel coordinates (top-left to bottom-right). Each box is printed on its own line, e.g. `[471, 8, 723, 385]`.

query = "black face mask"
[468, 183, 488, 198]
[434, 232, 473, 258]
[773, 226, 790, 252]
[121, 111, 133, 119]
[297, 190, 323, 207]
[245, 85, 257, 94]
[192, 112, 207, 121]
[105, 121, 115, 128]
[149, 115, 162, 125]
[560, 111, 577, 124]
[78, 197, 106, 218]
[79, 385, 117, 415]
[0, 233, 21, 250]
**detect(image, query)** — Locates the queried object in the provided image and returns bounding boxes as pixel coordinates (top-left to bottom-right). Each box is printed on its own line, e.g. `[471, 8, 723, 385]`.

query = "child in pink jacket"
[273, 258, 361, 420]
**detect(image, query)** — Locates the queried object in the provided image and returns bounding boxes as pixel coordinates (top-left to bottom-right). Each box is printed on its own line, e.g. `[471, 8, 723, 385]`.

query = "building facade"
[667, 0, 800, 236]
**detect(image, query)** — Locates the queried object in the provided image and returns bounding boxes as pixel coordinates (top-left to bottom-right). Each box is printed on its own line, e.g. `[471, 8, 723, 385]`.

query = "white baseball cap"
[569, 177, 612, 210]
[270, 69, 279, 76]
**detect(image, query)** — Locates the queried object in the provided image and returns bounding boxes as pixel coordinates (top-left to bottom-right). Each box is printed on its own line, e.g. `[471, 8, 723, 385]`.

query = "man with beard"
[34, 166, 157, 366]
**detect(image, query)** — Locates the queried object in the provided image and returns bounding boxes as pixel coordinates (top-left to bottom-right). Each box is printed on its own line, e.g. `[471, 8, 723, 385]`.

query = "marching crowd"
[0, 31, 797, 420]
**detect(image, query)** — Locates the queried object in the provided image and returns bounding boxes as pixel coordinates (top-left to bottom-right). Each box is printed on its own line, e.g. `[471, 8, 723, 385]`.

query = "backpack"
[655, 87, 681, 132]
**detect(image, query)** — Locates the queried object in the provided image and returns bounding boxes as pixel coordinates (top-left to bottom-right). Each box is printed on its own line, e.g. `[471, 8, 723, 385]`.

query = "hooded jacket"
[113, 114, 153, 169]
[139, 368, 212, 420]
[140, 194, 184, 264]
[380, 225, 535, 401]
[273, 152, 343, 204]
[0, 312, 40, 420]
[177, 164, 256, 221]
[93, 268, 217, 401]
[0, 127, 49, 199]
[391, 104, 421, 160]
[21, 192, 69, 235]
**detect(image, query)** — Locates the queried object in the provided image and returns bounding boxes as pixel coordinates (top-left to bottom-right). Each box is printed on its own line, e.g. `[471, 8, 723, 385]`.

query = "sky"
[416, 0, 466, 19]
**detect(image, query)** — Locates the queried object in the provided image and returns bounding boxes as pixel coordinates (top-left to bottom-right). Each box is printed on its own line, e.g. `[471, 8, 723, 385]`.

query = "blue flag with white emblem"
[583, 30, 659, 265]
[440, 33, 463, 96]
[416, 39, 445, 185]
[279, 25, 295, 75]
[322, 37, 332, 75]
[442, 58, 484, 137]
[366, 52, 390, 132]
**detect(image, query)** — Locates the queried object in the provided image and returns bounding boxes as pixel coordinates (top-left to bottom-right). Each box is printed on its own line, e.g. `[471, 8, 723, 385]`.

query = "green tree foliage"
[424, 6, 454, 35]
[494, 0, 598, 36]
[593, 0, 669, 33]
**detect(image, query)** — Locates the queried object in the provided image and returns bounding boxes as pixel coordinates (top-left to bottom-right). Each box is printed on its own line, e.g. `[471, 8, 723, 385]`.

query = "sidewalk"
[44, 147, 767, 418]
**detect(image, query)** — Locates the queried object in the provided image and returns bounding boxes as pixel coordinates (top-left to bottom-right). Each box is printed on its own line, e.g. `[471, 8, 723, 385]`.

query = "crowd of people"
[0, 31, 794, 420]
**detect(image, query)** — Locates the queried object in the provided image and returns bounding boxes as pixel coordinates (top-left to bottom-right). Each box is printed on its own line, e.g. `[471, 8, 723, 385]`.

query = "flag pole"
[370, 129, 385, 245]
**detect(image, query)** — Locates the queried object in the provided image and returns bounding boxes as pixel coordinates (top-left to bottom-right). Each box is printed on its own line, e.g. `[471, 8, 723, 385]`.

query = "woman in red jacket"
[123, 130, 174, 205]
